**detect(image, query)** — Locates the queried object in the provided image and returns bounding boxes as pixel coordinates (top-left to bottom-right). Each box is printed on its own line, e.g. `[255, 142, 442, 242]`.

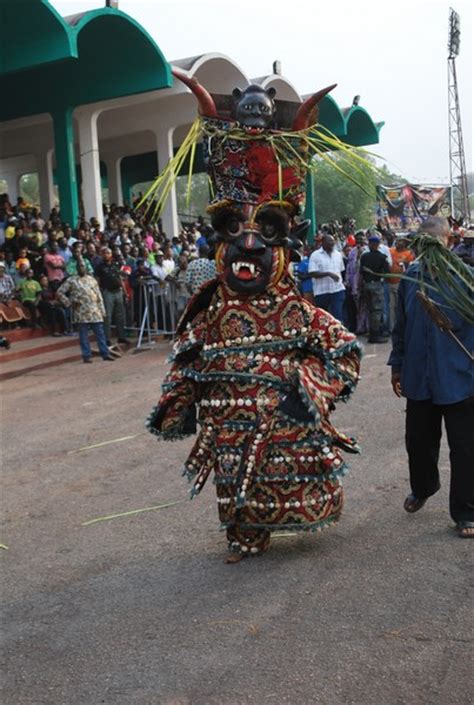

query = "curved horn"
[292, 83, 337, 130]
[172, 67, 217, 117]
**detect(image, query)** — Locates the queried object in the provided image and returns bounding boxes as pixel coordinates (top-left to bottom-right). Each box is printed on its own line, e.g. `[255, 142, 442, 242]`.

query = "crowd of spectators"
[1, 194, 471, 349]
[0, 193, 216, 342]
[295, 217, 474, 343]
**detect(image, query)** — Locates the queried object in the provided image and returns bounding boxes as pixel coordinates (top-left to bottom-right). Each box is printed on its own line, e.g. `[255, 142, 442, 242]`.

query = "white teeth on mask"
[232, 261, 258, 275]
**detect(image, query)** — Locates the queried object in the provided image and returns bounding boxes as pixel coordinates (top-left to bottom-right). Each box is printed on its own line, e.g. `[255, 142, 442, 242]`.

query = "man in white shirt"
[308, 234, 346, 321]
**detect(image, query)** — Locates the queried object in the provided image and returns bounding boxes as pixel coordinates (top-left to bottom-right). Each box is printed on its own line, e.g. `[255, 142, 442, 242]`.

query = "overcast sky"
[51, 0, 473, 185]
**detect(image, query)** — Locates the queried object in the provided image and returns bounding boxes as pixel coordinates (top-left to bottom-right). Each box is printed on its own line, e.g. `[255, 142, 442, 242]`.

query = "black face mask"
[212, 205, 297, 295]
[221, 231, 274, 296]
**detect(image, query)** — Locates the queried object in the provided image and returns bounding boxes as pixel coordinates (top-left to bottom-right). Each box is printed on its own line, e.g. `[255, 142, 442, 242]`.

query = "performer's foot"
[456, 521, 474, 538]
[224, 552, 246, 564]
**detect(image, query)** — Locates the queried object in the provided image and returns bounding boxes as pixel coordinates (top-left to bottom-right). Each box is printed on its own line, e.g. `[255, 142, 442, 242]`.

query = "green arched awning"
[316, 97, 383, 147]
[0, 0, 172, 121]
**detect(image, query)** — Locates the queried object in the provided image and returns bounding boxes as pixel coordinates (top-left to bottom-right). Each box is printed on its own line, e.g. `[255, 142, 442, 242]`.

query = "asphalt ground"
[1, 340, 472, 705]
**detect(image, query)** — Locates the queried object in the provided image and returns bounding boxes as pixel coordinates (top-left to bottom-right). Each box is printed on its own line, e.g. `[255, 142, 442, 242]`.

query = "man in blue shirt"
[388, 217, 474, 538]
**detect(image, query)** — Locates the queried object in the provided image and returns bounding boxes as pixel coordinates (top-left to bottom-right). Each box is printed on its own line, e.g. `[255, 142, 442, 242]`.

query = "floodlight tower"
[447, 8, 469, 220]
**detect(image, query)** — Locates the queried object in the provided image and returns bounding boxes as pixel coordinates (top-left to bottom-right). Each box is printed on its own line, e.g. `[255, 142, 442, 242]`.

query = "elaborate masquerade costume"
[145, 70, 363, 557]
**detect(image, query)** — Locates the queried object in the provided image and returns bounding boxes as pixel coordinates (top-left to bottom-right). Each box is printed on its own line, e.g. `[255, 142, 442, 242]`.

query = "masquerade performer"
[145, 70, 364, 562]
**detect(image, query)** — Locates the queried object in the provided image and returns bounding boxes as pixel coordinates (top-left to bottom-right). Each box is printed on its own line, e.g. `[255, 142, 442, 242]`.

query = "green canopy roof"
[0, 0, 172, 121]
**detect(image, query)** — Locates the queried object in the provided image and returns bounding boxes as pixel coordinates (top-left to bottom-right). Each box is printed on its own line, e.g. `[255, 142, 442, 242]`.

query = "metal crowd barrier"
[128, 279, 180, 350]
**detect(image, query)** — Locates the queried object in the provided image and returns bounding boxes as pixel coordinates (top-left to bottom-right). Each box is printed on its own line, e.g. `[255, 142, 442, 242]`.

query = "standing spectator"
[296, 247, 314, 303]
[122, 243, 136, 268]
[96, 247, 128, 345]
[172, 255, 190, 318]
[162, 245, 175, 277]
[452, 228, 474, 266]
[185, 245, 216, 296]
[57, 261, 114, 363]
[308, 234, 345, 320]
[388, 217, 474, 538]
[57, 236, 72, 264]
[150, 251, 167, 282]
[66, 242, 94, 276]
[84, 242, 102, 273]
[43, 241, 66, 286]
[359, 234, 390, 343]
[345, 232, 369, 335]
[388, 235, 414, 332]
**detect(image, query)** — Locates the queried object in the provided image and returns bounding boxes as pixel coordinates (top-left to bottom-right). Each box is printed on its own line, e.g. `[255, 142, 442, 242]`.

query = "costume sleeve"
[289, 313, 362, 427]
[146, 313, 205, 441]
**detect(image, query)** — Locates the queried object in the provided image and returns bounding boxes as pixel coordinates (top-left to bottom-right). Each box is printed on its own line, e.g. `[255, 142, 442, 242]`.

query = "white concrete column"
[77, 109, 104, 228]
[155, 125, 179, 238]
[36, 149, 56, 216]
[2, 172, 19, 203]
[105, 156, 123, 206]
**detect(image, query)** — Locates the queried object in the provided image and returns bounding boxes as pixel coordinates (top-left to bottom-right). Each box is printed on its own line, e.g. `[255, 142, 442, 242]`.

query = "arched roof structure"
[0, 0, 172, 121]
[173, 53, 249, 94]
[0, 3, 383, 234]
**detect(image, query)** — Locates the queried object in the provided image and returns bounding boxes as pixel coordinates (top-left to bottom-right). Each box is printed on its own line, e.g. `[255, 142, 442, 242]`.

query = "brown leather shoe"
[403, 494, 428, 513]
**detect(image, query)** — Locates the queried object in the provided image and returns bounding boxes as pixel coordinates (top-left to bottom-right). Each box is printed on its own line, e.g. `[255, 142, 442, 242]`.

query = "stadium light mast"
[447, 8, 469, 220]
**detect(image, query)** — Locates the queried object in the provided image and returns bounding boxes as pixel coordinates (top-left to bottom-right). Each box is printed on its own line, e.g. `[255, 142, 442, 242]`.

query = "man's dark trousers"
[405, 397, 474, 522]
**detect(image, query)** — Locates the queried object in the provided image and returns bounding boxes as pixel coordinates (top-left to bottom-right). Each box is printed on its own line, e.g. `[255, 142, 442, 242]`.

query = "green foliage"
[312, 154, 376, 228]
[376, 163, 406, 187]
[175, 173, 210, 221]
[312, 155, 403, 228]
[19, 173, 40, 206]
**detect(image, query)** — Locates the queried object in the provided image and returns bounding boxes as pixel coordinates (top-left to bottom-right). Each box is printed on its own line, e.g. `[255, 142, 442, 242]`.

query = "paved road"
[1, 341, 472, 705]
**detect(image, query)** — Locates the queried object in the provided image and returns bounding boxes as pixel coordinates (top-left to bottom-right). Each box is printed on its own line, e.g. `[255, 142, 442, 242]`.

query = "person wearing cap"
[359, 234, 390, 343]
[452, 227, 474, 266]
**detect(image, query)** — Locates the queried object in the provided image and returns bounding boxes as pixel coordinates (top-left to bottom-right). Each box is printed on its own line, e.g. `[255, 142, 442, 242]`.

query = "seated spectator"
[3, 250, 18, 282]
[0, 261, 26, 326]
[37, 274, 67, 336]
[16, 247, 31, 273]
[16, 268, 42, 327]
